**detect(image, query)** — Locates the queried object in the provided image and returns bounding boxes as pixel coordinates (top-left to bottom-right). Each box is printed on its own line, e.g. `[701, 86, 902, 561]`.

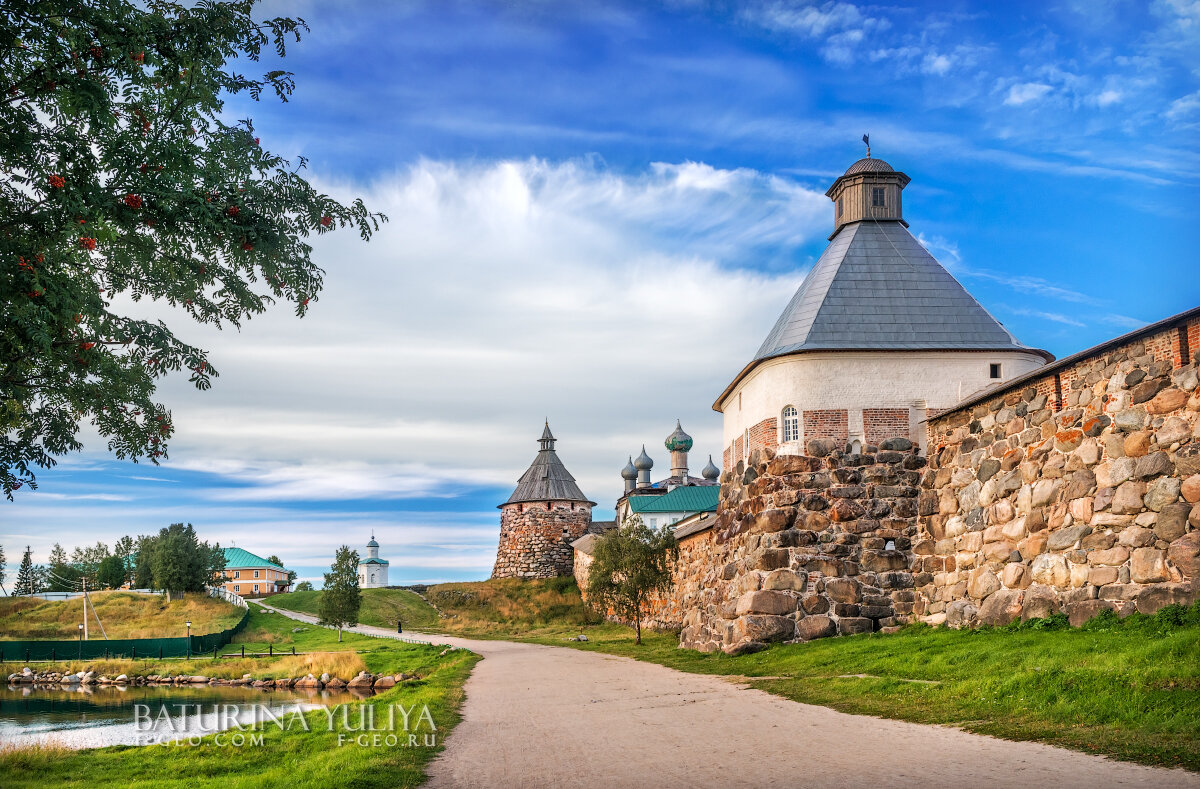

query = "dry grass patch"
[268, 650, 366, 679]
[0, 592, 242, 640]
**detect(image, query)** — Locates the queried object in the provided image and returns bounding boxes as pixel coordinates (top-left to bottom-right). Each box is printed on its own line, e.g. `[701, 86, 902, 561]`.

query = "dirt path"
[257, 605, 1199, 789]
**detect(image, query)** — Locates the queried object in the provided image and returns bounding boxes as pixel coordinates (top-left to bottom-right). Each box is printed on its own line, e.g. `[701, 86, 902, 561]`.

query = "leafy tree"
[71, 540, 110, 586]
[113, 535, 135, 584]
[1, 0, 385, 498]
[266, 553, 295, 589]
[149, 522, 224, 600]
[294, 580, 313, 592]
[131, 533, 157, 587]
[14, 545, 40, 594]
[318, 545, 360, 642]
[96, 553, 126, 588]
[45, 541, 79, 591]
[585, 516, 679, 645]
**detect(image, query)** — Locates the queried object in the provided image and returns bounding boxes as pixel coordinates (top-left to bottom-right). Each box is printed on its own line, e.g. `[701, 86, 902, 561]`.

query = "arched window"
[850, 439, 863, 455]
[781, 406, 800, 443]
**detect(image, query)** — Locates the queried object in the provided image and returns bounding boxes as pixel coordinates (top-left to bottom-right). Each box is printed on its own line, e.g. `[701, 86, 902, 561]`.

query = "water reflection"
[1, 682, 374, 749]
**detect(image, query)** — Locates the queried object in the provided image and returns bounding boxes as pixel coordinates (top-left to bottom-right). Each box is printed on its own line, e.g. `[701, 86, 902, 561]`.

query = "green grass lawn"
[264, 588, 440, 632]
[0, 604, 479, 788]
[524, 606, 1200, 771]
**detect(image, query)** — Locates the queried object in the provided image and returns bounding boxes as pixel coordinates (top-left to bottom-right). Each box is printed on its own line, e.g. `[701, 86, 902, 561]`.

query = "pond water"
[0, 683, 374, 749]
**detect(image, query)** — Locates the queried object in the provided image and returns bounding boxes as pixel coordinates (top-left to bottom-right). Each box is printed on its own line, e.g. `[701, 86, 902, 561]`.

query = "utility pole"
[82, 577, 88, 641]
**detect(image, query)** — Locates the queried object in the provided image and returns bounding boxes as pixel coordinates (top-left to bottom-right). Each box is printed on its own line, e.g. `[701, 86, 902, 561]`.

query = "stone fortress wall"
[493, 501, 591, 579]
[651, 309, 1200, 654]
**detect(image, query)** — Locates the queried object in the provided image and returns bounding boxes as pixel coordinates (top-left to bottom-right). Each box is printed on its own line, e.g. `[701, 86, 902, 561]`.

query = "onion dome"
[367, 533, 379, 548]
[843, 156, 894, 175]
[701, 455, 720, 481]
[633, 445, 654, 471]
[664, 420, 693, 453]
[621, 456, 638, 481]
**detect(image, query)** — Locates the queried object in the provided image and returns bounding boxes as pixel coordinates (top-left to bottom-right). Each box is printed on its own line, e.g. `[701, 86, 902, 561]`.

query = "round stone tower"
[492, 422, 595, 579]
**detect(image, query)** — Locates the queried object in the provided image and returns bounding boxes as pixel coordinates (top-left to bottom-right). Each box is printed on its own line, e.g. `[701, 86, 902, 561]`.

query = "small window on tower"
[781, 405, 800, 443]
[990, 363, 1002, 379]
[871, 187, 885, 207]
[837, 198, 843, 217]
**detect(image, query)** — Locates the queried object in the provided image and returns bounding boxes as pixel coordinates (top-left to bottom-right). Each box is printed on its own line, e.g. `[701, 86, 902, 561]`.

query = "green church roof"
[628, 486, 719, 514]
[223, 547, 285, 571]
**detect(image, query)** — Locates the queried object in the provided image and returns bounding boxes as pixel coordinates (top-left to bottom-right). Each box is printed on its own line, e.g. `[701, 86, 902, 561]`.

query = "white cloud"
[749, 1, 865, 36]
[1165, 90, 1200, 124]
[113, 157, 826, 510]
[1004, 82, 1054, 106]
[1003, 307, 1086, 327]
[1094, 89, 1123, 107]
[744, 1, 888, 64]
[921, 53, 952, 76]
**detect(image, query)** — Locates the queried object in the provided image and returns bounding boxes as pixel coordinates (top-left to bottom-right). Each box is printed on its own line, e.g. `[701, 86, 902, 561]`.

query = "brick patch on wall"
[863, 408, 909, 446]
[803, 409, 848, 445]
[747, 417, 779, 455]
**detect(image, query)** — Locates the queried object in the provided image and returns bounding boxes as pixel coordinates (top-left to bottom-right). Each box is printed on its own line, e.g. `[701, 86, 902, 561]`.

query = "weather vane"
[863, 133, 870, 158]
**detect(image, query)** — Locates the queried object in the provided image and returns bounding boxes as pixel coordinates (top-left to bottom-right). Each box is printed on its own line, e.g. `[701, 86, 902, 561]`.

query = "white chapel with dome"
[715, 148, 1053, 466]
[357, 533, 389, 588]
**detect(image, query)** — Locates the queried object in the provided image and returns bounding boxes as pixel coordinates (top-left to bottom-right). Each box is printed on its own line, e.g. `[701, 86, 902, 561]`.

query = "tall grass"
[0, 592, 242, 640]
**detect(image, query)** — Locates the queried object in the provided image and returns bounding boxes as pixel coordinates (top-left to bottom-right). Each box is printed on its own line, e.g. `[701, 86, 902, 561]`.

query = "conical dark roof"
[754, 222, 1050, 360]
[502, 424, 594, 507]
[715, 220, 1051, 408]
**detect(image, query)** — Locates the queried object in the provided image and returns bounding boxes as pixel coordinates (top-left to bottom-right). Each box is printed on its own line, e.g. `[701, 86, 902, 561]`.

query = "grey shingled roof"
[501, 425, 595, 507]
[754, 222, 1050, 360]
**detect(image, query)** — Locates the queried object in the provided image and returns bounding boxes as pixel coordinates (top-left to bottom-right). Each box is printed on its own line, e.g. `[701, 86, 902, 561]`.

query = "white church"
[357, 533, 390, 588]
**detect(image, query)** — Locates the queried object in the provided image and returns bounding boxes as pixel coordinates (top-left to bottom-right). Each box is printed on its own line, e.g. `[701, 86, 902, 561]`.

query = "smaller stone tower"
[665, 420, 693, 478]
[492, 422, 595, 579]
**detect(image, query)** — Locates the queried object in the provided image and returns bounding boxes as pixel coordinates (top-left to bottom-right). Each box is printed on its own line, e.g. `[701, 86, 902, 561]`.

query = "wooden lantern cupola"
[825, 146, 911, 239]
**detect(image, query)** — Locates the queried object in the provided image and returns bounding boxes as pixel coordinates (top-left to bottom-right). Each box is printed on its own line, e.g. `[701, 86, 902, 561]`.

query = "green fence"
[0, 608, 250, 662]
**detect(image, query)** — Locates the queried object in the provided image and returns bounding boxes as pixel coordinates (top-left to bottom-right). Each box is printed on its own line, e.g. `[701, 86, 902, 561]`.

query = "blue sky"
[4, 0, 1198, 588]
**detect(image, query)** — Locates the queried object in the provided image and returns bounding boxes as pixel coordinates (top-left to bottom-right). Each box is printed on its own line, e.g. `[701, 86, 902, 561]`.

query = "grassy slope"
[527, 608, 1200, 771]
[425, 577, 593, 637]
[0, 591, 244, 640]
[0, 604, 479, 789]
[264, 588, 440, 631]
[264, 579, 592, 638]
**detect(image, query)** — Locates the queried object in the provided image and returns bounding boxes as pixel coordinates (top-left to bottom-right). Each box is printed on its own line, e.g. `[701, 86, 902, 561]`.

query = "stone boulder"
[978, 589, 1024, 626]
[794, 616, 836, 641]
[735, 590, 796, 616]
[836, 617, 874, 635]
[945, 600, 978, 628]
[1130, 547, 1169, 583]
[1135, 584, 1196, 615]
[1167, 532, 1200, 578]
[731, 614, 794, 644]
[346, 672, 374, 690]
[967, 568, 1000, 600]
[762, 569, 807, 591]
[1030, 554, 1070, 587]
[372, 676, 396, 690]
[1066, 599, 1120, 627]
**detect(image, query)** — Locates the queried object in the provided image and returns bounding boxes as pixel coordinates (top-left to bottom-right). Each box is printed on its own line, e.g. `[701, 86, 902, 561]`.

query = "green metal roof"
[628, 486, 719, 514]
[222, 547, 285, 571]
[361, 557, 389, 565]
